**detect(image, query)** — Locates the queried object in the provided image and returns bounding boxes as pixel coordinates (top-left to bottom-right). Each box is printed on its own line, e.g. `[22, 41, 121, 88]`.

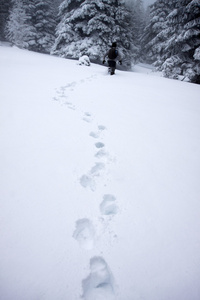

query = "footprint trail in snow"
[53, 76, 119, 299]
[79, 124, 109, 191]
[53, 74, 97, 108]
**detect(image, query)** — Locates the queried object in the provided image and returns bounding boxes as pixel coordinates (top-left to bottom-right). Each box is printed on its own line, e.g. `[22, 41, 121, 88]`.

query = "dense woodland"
[0, 0, 199, 83]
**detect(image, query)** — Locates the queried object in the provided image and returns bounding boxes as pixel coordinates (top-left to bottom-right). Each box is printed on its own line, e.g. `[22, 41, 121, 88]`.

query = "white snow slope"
[1, 45, 200, 300]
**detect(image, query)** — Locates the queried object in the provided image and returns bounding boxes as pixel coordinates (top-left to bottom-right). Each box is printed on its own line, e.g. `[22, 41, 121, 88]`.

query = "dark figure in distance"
[103, 42, 122, 75]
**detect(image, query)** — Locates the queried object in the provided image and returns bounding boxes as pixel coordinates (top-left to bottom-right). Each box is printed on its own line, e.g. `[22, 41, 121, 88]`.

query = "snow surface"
[1, 45, 200, 300]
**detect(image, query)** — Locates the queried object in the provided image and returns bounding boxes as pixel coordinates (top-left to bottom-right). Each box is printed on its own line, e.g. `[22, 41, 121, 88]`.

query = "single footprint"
[83, 112, 92, 123]
[67, 104, 75, 110]
[80, 174, 96, 191]
[73, 219, 95, 250]
[82, 256, 115, 300]
[100, 194, 118, 216]
[95, 142, 105, 149]
[85, 112, 91, 116]
[98, 125, 106, 131]
[90, 162, 105, 176]
[95, 149, 108, 159]
[90, 131, 99, 139]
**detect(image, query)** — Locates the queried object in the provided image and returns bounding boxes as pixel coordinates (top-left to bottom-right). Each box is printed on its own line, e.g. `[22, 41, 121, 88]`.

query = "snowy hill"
[1, 45, 200, 300]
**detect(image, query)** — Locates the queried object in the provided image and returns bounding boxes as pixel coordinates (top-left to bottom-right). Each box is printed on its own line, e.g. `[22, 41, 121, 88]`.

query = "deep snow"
[1, 45, 200, 300]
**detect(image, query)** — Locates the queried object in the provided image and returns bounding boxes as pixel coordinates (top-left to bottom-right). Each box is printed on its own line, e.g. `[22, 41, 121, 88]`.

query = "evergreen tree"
[141, 0, 200, 83]
[6, 0, 56, 53]
[0, 0, 11, 41]
[6, 0, 36, 49]
[52, 0, 133, 67]
[162, 0, 200, 83]
[134, 0, 145, 39]
[125, 0, 144, 62]
[112, 0, 134, 66]
[50, 0, 63, 13]
[141, 0, 176, 64]
[34, 0, 56, 53]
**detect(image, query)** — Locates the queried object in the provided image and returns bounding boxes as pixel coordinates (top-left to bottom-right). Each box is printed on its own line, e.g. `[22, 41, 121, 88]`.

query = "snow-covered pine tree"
[34, 0, 56, 53]
[162, 0, 200, 83]
[6, 0, 37, 50]
[6, 0, 35, 49]
[0, 0, 11, 41]
[51, 0, 92, 58]
[111, 0, 134, 66]
[6, 0, 56, 53]
[125, 0, 144, 63]
[141, 0, 200, 83]
[51, 0, 133, 68]
[50, 0, 63, 13]
[22, 0, 37, 50]
[141, 0, 176, 64]
[134, 0, 145, 39]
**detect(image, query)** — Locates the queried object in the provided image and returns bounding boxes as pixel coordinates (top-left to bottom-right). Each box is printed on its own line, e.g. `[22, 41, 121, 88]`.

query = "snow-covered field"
[1, 45, 200, 300]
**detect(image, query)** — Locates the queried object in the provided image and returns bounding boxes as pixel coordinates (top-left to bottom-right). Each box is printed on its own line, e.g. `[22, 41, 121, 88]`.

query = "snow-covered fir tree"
[51, 0, 133, 68]
[22, 0, 38, 50]
[141, 0, 200, 83]
[21, 0, 56, 53]
[50, 0, 63, 12]
[0, 0, 11, 41]
[134, 0, 146, 39]
[6, 0, 36, 49]
[6, 0, 56, 53]
[33, 0, 56, 53]
[125, 0, 146, 62]
[141, 0, 177, 64]
[162, 0, 200, 83]
[112, 0, 135, 66]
